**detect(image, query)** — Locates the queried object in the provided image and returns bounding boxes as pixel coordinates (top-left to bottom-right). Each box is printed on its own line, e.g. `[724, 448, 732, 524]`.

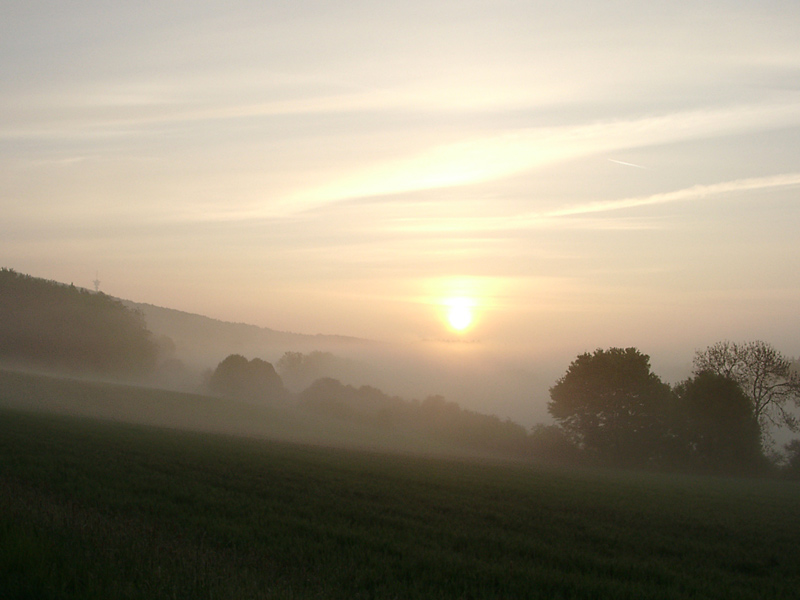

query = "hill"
[122, 299, 375, 369]
[0, 268, 157, 376]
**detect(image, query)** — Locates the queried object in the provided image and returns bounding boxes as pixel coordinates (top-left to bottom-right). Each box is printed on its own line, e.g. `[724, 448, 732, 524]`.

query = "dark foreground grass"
[1, 409, 799, 599]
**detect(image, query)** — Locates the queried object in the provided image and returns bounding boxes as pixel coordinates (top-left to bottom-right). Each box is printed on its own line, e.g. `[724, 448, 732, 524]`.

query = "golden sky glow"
[2, 0, 800, 382]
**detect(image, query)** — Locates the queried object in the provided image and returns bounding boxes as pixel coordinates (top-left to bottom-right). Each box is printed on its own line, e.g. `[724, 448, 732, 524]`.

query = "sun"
[445, 297, 474, 332]
[448, 305, 472, 331]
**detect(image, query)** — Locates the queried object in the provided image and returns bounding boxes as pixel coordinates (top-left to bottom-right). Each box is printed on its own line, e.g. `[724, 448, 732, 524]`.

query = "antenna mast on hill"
[93, 272, 101, 293]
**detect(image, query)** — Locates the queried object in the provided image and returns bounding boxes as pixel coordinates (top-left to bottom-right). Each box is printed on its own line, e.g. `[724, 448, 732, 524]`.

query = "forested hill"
[0, 267, 372, 375]
[0, 269, 157, 376]
[122, 300, 373, 368]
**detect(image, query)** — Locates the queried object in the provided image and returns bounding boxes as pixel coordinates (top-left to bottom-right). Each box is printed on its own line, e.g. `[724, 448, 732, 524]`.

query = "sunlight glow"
[445, 297, 475, 332]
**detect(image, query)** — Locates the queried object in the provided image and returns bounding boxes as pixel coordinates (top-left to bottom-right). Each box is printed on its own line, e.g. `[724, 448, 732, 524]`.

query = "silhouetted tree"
[548, 348, 673, 466]
[299, 379, 530, 455]
[277, 351, 336, 392]
[693, 341, 800, 441]
[209, 354, 284, 402]
[299, 377, 410, 425]
[528, 424, 580, 464]
[298, 377, 360, 420]
[417, 395, 528, 455]
[673, 371, 763, 472]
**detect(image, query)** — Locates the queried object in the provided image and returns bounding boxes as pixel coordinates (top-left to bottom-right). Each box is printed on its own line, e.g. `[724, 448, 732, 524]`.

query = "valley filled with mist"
[3, 269, 800, 599]
[3, 267, 799, 473]
[123, 297, 561, 429]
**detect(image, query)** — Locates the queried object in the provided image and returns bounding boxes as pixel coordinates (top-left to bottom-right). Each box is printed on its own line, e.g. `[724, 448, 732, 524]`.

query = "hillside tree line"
[0, 268, 158, 376]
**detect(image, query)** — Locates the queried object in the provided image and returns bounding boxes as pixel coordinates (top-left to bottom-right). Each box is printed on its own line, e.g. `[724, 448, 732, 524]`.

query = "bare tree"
[693, 341, 800, 437]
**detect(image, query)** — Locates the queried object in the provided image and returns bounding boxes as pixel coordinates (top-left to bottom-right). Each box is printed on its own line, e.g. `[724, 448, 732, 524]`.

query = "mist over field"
[3, 1, 799, 449]
[2, 266, 797, 471]
[126, 299, 700, 430]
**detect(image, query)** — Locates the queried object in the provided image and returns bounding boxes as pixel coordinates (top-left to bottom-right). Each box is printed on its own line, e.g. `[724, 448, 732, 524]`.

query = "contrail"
[388, 172, 800, 234]
[608, 158, 648, 169]
[546, 172, 800, 218]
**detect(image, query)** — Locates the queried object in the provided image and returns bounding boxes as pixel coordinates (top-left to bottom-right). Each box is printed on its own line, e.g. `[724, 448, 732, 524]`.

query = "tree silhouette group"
[548, 344, 799, 473]
[210, 342, 799, 475]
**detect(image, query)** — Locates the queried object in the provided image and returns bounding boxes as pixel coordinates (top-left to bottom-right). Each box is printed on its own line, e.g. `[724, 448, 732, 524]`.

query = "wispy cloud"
[382, 173, 800, 236]
[272, 100, 800, 216]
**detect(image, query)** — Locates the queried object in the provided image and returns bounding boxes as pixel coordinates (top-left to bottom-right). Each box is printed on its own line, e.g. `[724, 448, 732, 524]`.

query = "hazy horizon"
[3, 1, 799, 423]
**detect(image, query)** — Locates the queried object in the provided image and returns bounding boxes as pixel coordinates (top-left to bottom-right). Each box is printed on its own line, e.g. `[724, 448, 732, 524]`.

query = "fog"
[128, 300, 697, 429]
[128, 298, 800, 456]
[3, 267, 797, 468]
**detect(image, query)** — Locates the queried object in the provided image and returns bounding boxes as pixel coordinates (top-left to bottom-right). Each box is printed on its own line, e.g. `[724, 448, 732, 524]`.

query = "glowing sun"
[445, 298, 474, 332]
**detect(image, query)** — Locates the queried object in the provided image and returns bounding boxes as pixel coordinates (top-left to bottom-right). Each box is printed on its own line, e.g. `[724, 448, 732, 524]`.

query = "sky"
[3, 1, 800, 395]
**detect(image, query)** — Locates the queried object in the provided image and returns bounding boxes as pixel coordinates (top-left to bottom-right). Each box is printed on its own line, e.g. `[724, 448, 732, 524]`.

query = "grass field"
[2, 372, 800, 599]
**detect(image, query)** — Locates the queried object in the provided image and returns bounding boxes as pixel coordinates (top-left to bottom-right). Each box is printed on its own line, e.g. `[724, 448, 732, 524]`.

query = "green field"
[1, 372, 800, 599]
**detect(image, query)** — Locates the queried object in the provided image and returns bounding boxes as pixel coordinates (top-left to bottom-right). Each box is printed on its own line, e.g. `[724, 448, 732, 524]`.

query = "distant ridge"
[123, 300, 367, 343]
[0, 266, 374, 372]
[121, 300, 374, 368]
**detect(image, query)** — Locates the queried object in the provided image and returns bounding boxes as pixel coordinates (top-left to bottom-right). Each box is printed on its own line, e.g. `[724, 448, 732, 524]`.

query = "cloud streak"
[272, 100, 800, 216]
[608, 158, 648, 169]
[383, 173, 800, 236]
[542, 173, 800, 218]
